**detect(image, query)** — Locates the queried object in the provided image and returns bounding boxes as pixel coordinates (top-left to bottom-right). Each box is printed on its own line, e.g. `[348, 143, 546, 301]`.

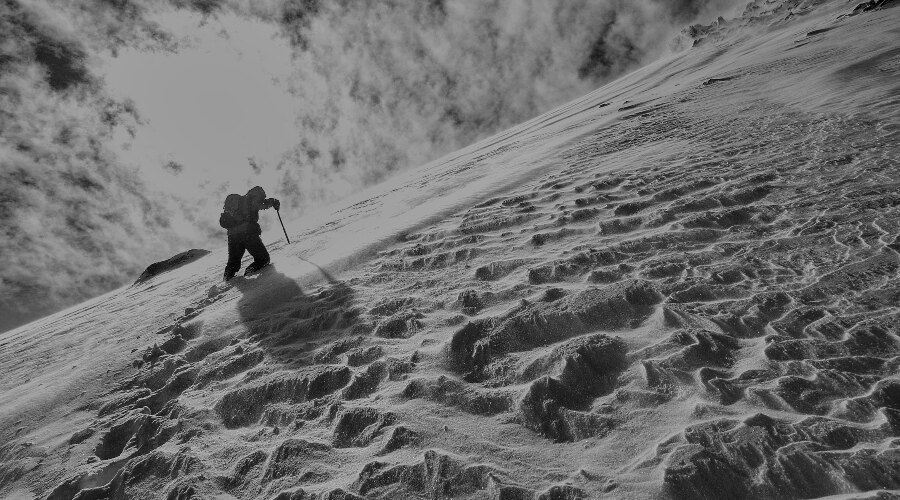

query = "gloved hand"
[271, 198, 281, 210]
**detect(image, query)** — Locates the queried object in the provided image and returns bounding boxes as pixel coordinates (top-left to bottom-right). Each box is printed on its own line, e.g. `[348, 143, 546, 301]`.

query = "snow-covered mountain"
[0, 0, 745, 334]
[1, 0, 899, 498]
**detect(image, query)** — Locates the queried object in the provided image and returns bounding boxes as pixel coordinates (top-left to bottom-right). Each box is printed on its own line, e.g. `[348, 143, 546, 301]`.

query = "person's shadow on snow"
[228, 262, 355, 359]
[229, 266, 304, 325]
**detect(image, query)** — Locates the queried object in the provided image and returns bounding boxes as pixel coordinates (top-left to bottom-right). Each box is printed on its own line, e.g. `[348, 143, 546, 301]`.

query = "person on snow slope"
[219, 186, 281, 281]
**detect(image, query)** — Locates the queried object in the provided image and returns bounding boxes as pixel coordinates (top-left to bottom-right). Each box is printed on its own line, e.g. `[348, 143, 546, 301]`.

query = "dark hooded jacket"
[219, 196, 252, 236]
[219, 188, 277, 236]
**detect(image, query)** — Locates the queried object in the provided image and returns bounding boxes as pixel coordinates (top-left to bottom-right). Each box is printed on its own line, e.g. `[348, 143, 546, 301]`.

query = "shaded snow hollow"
[2, 1, 900, 498]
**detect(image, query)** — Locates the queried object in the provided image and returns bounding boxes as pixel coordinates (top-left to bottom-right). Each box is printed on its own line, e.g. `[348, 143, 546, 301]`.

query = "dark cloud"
[651, 0, 727, 22]
[164, 160, 185, 174]
[577, 10, 641, 80]
[1, 1, 91, 91]
[248, 157, 261, 174]
[280, 0, 321, 50]
[171, 0, 225, 15]
[32, 37, 91, 91]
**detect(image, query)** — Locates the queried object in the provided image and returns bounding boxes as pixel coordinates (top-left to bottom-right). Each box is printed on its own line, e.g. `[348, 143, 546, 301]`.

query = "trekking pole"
[276, 209, 291, 244]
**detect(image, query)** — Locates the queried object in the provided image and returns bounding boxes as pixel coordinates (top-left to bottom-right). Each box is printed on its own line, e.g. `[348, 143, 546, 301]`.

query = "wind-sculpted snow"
[1, 0, 899, 498]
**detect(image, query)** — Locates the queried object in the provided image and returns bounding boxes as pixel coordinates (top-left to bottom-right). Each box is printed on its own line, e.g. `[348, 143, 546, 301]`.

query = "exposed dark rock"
[133, 249, 211, 285]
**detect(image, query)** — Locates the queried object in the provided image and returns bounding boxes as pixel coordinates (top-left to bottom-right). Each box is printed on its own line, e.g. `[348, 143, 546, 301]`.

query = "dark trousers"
[224, 231, 269, 279]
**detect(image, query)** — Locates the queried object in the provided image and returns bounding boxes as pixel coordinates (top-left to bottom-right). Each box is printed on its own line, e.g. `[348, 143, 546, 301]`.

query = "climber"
[219, 186, 281, 280]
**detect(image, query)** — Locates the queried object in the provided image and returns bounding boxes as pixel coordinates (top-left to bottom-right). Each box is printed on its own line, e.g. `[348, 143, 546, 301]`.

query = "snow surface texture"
[2, 0, 900, 498]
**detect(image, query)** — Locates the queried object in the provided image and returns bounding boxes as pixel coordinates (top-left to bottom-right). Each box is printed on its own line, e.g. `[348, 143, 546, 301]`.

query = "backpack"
[223, 193, 245, 216]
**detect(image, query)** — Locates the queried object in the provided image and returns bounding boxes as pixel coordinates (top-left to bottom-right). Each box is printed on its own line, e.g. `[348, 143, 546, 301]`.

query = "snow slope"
[2, 0, 900, 498]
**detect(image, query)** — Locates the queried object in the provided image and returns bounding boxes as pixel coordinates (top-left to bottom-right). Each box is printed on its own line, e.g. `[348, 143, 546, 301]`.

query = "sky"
[0, 0, 743, 332]
[103, 9, 299, 199]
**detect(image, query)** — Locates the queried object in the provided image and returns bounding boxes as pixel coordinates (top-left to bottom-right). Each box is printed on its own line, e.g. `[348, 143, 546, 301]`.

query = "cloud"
[245, 0, 744, 208]
[1, 1, 91, 91]
[0, 0, 194, 331]
[1, 0, 743, 331]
